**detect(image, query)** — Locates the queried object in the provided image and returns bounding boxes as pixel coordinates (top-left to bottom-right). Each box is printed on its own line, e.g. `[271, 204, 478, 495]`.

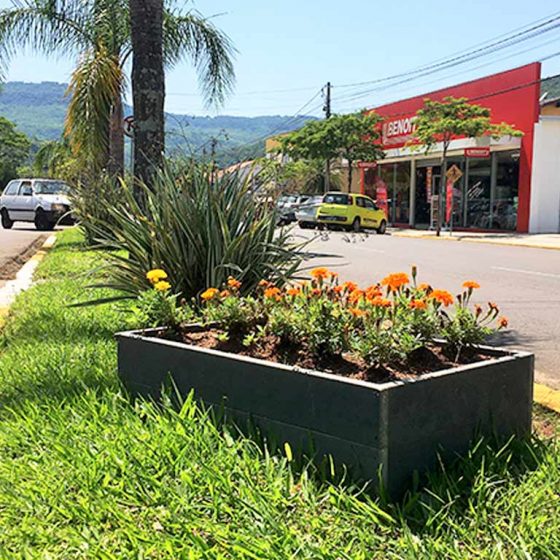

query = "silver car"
[0, 179, 72, 231]
[295, 195, 324, 229]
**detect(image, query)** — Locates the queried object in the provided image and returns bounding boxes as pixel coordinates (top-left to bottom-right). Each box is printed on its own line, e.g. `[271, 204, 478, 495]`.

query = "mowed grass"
[0, 228, 559, 559]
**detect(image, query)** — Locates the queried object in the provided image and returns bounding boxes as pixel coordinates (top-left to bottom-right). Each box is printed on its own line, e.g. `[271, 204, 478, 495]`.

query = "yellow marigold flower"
[429, 289, 454, 307]
[463, 281, 481, 290]
[310, 267, 330, 280]
[146, 269, 168, 284]
[154, 280, 171, 292]
[227, 276, 242, 290]
[381, 272, 410, 292]
[409, 299, 427, 310]
[201, 287, 219, 301]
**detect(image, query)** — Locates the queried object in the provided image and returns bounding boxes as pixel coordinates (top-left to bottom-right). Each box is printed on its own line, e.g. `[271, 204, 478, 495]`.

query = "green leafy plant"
[83, 164, 305, 305]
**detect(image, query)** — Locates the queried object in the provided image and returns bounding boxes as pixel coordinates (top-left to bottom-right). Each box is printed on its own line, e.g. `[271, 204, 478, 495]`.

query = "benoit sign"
[464, 147, 490, 158]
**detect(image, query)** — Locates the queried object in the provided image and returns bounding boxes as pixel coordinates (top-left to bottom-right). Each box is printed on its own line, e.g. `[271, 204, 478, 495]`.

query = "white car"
[0, 178, 72, 231]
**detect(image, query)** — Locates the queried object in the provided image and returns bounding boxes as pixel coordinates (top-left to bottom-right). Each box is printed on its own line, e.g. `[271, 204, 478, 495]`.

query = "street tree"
[279, 112, 384, 191]
[0, 117, 31, 187]
[0, 0, 235, 178]
[411, 96, 522, 235]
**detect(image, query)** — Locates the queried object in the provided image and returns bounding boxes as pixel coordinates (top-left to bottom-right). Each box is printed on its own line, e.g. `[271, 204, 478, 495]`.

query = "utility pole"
[323, 81, 331, 193]
[210, 137, 218, 185]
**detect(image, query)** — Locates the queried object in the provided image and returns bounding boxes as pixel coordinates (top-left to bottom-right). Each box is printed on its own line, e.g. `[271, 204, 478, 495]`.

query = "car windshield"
[34, 181, 70, 195]
[323, 193, 351, 205]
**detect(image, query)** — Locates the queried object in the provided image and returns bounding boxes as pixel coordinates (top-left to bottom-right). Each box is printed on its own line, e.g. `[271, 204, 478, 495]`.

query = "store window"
[465, 158, 492, 229]
[394, 162, 411, 224]
[493, 151, 519, 230]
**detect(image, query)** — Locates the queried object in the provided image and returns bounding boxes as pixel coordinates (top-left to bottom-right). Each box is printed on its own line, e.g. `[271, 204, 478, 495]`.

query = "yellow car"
[316, 192, 387, 234]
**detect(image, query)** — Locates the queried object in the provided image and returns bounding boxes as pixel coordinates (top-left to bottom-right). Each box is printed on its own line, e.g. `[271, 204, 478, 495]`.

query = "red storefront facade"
[359, 63, 542, 233]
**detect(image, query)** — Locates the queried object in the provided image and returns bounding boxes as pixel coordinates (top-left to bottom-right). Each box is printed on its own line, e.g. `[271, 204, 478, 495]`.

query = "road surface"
[0, 225, 46, 289]
[296, 228, 560, 389]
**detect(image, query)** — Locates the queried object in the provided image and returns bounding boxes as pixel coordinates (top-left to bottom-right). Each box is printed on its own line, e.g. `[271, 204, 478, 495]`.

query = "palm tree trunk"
[108, 93, 124, 177]
[129, 0, 165, 191]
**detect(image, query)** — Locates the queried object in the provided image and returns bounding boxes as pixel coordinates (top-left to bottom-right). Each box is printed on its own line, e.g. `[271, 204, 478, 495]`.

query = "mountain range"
[0, 81, 315, 166]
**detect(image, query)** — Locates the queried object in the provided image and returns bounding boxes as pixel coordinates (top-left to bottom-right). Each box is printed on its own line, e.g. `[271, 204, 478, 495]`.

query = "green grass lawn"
[0, 228, 559, 559]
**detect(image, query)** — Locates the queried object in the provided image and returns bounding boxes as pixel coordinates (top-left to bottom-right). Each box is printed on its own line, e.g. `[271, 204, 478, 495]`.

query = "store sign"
[382, 116, 417, 145]
[426, 167, 433, 201]
[464, 147, 490, 158]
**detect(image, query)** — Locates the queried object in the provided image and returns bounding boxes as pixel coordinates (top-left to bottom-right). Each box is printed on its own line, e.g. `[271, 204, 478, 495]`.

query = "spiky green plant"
[84, 164, 305, 303]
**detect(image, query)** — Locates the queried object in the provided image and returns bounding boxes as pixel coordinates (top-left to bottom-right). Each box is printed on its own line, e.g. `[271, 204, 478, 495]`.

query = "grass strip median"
[0, 228, 559, 558]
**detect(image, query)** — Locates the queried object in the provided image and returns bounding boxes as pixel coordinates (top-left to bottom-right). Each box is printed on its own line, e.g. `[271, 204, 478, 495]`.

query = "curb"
[0, 234, 57, 323]
[391, 231, 560, 251]
[534, 383, 560, 415]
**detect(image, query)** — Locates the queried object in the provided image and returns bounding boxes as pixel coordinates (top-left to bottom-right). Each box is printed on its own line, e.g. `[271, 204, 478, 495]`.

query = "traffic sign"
[123, 115, 135, 138]
[445, 164, 463, 184]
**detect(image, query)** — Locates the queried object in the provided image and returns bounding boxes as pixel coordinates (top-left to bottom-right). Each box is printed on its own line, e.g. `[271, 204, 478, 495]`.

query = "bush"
[88, 164, 305, 303]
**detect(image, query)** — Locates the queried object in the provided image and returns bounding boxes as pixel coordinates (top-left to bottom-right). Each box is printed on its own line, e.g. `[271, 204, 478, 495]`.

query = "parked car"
[316, 192, 387, 233]
[276, 193, 318, 225]
[0, 178, 73, 231]
[295, 195, 324, 229]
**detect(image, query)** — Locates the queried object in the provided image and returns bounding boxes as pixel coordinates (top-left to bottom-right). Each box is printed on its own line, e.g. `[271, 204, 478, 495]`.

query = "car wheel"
[1, 209, 14, 229]
[299, 222, 310, 229]
[376, 220, 387, 235]
[34, 209, 54, 231]
[351, 217, 361, 232]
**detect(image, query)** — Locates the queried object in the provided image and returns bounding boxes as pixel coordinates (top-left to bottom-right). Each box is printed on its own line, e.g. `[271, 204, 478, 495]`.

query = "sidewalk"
[390, 228, 560, 250]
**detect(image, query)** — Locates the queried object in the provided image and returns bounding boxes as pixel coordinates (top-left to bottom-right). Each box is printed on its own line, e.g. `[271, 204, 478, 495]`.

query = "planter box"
[116, 329, 534, 497]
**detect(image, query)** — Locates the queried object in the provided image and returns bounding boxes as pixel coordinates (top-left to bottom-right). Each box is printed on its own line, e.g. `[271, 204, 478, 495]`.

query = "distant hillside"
[542, 75, 560, 99]
[0, 81, 315, 165]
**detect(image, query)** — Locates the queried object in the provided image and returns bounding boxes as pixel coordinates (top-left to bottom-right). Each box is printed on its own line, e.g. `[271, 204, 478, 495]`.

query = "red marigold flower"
[475, 304, 483, 317]
[463, 280, 480, 290]
[332, 285, 344, 295]
[409, 299, 427, 310]
[498, 316, 509, 328]
[429, 289, 454, 307]
[311, 288, 322, 297]
[381, 272, 410, 292]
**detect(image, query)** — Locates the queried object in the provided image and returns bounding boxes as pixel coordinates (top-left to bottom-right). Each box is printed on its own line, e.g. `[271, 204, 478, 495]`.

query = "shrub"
[87, 164, 305, 303]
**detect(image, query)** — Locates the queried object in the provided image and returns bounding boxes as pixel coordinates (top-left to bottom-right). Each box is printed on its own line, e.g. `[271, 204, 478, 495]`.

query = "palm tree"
[0, 0, 235, 176]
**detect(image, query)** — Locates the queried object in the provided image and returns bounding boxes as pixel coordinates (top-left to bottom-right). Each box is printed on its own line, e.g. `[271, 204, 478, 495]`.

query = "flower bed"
[138, 266, 509, 382]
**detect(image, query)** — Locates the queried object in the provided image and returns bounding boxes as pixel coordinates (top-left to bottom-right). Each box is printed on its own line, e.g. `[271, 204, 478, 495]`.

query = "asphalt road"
[0, 224, 46, 289]
[296, 228, 560, 389]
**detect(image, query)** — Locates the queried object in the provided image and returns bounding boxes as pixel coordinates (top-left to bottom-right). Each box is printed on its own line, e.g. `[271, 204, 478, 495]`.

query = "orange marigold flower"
[220, 290, 231, 298]
[409, 299, 427, 310]
[349, 307, 366, 317]
[348, 289, 364, 304]
[264, 287, 282, 299]
[258, 279, 272, 288]
[332, 285, 345, 295]
[286, 287, 301, 297]
[328, 271, 339, 279]
[463, 280, 481, 290]
[498, 316, 509, 328]
[381, 272, 410, 292]
[201, 287, 219, 301]
[370, 296, 392, 308]
[417, 283, 431, 292]
[342, 281, 358, 292]
[227, 276, 242, 290]
[365, 285, 382, 301]
[429, 289, 454, 307]
[310, 267, 330, 280]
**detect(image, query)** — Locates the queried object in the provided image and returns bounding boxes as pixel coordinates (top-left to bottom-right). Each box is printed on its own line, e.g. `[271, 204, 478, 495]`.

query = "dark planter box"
[116, 329, 534, 497]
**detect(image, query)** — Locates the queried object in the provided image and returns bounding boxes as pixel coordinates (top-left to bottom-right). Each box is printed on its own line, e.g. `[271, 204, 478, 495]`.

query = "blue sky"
[0, 0, 559, 116]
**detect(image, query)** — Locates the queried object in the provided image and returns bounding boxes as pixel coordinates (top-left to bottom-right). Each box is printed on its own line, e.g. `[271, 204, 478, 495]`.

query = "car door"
[1, 180, 19, 219]
[18, 181, 35, 221]
[362, 197, 379, 228]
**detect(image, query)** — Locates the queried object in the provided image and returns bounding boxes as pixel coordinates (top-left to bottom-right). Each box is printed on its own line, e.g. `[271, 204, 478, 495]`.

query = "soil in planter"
[161, 327, 494, 384]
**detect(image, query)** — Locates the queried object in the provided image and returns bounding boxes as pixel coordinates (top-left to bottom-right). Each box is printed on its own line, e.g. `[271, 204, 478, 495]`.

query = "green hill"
[0, 81, 315, 166]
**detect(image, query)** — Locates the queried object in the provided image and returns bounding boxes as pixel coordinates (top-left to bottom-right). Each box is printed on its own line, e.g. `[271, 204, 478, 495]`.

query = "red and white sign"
[123, 115, 135, 138]
[381, 116, 417, 146]
[375, 178, 388, 217]
[464, 147, 490, 158]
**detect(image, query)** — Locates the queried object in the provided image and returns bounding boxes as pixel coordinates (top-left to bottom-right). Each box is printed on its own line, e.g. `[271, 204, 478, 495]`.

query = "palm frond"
[64, 46, 124, 167]
[162, 9, 236, 107]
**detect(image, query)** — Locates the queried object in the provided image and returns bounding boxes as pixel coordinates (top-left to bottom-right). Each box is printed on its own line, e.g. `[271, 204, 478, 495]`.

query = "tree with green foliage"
[0, 0, 235, 178]
[412, 96, 522, 235]
[279, 112, 384, 191]
[0, 116, 31, 187]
